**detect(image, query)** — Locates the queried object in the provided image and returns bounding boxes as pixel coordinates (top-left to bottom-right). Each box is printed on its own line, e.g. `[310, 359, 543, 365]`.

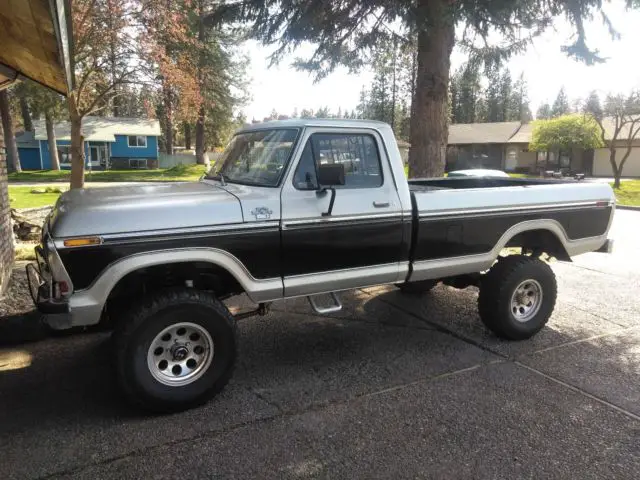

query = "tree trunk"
[195, 0, 206, 166]
[19, 94, 33, 131]
[408, 0, 455, 178]
[0, 90, 21, 173]
[184, 122, 192, 150]
[45, 111, 61, 171]
[195, 106, 206, 165]
[609, 146, 620, 189]
[163, 84, 173, 154]
[68, 96, 85, 189]
[391, 37, 397, 131]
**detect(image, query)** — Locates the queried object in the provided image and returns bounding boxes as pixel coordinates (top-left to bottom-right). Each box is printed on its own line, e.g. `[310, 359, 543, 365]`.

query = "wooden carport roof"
[0, 0, 73, 95]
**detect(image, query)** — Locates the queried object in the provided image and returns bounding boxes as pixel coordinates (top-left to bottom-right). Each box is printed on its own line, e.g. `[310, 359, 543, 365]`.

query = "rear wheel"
[114, 288, 237, 412]
[397, 279, 438, 295]
[478, 255, 557, 340]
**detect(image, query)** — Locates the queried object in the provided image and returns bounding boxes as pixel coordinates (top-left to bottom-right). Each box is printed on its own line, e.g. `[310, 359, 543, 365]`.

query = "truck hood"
[49, 182, 243, 238]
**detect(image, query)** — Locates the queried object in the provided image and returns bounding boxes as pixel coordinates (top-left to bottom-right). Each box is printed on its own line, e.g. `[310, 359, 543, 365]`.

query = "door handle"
[373, 201, 390, 208]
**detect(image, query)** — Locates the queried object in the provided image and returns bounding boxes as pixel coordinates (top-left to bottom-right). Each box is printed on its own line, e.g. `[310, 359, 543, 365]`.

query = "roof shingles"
[448, 121, 522, 144]
[32, 116, 161, 142]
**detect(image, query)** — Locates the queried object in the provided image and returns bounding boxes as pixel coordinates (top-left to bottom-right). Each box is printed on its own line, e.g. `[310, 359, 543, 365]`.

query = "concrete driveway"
[0, 211, 639, 479]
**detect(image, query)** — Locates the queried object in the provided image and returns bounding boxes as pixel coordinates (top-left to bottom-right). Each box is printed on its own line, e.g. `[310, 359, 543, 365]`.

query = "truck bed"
[406, 177, 615, 283]
[408, 177, 568, 191]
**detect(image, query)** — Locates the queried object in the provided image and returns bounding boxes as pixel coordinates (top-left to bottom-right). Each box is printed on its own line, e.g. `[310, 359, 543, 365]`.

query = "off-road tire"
[397, 279, 438, 294]
[478, 255, 557, 340]
[114, 288, 237, 413]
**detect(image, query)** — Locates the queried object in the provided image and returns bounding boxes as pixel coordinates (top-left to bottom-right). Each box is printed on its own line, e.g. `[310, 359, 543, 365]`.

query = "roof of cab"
[237, 118, 391, 132]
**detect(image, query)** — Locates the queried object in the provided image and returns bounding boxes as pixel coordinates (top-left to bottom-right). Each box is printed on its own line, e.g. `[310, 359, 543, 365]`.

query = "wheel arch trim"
[410, 219, 608, 282]
[68, 248, 283, 327]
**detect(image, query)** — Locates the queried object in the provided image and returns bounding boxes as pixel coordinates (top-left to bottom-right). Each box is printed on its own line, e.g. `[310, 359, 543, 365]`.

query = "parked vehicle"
[448, 168, 510, 177]
[27, 119, 615, 412]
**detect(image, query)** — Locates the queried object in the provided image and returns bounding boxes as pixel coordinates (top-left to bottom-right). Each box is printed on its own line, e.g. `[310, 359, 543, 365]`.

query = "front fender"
[67, 248, 283, 327]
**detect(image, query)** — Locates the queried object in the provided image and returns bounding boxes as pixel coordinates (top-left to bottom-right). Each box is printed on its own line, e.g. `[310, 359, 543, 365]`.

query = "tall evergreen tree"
[211, 0, 621, 178]
[551, 87, 570, 117]
[537, 103, 552, 120]
[499, 71, 514, 121]
[583, 91, 602, 118]
[512, 73, 533, 122]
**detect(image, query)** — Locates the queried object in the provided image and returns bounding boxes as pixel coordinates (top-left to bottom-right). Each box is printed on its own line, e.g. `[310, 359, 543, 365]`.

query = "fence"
[158, 152, 197, 168]
[158, 152, 224, 169]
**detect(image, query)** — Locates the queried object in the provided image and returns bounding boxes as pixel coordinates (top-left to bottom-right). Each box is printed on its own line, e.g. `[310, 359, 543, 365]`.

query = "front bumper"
[26, 247, 69, 315]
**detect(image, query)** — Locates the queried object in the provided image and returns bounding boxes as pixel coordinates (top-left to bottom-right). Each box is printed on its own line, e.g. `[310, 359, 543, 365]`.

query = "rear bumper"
[596, 238, 614, 254]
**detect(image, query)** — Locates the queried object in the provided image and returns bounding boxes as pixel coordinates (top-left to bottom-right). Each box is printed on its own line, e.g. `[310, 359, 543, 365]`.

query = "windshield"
[208, 129, 299, 187]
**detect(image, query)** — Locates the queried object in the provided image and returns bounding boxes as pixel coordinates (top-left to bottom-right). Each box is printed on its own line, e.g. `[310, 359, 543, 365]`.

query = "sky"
[241, 2, 640, 121]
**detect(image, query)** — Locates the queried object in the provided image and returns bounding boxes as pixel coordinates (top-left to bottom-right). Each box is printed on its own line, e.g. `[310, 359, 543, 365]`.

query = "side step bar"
[307, 292, 342, 314]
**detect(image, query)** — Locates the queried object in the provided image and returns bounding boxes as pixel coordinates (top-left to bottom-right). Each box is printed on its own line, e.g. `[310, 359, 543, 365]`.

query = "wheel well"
[505, 229, 571, 261]
[105, 262, 243, 320]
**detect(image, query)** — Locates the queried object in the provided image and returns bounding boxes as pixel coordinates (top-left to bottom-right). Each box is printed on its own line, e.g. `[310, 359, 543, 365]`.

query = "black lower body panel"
[413, 206, 612, 261]
[58, 227, 282, 290]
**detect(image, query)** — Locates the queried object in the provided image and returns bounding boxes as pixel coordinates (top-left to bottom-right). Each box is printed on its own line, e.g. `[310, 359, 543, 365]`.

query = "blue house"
[16, 116, 161, 170]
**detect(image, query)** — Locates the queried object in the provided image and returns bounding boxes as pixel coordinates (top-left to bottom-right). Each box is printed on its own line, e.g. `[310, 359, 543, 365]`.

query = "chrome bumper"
[25, 248, 69, 315]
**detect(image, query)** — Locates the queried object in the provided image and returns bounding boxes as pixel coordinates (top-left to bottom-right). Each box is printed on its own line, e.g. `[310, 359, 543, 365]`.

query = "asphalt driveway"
[0, 210, 639, 479]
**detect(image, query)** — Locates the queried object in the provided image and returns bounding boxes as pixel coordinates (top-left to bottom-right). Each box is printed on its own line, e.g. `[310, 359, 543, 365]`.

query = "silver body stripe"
[54, 221, 280, 249]
[417, 200, 612, 219]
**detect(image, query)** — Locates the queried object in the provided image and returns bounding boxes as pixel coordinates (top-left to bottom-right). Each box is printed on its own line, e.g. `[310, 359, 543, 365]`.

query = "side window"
[293, 141, 318, 190]
[293, 133, 383, 190]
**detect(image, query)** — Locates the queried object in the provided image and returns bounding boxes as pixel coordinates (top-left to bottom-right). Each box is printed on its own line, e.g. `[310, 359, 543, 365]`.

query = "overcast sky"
[241, 2, 640, 121]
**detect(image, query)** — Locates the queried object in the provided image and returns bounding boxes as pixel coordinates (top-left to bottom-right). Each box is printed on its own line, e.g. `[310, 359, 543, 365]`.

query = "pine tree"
[551, 87, 570, 117]
[511, 73, 533, 122]
[537, 103, 552, 119]
[583, 91, 602, 118]
[499, 71, 513, 121]
[485, 66, 502, 122]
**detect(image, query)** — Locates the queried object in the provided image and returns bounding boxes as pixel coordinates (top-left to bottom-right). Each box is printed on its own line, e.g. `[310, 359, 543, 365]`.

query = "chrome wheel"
[146, 322, 214, 387]
[510, 279, 543, 323]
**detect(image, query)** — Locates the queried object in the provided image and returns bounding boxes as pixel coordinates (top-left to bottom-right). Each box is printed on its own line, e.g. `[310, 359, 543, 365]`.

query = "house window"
[128, 135, 147, 148]
[57, 146, 71, 164]
[129, 158, 148, 169]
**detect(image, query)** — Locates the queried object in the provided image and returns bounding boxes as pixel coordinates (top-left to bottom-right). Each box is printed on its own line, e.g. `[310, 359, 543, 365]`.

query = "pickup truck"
[27, 119, 615, 412]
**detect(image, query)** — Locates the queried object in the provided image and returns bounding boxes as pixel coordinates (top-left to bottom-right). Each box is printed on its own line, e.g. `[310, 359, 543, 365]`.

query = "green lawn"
[9, 164, 209, 183]
[9, 186, 63, 209]
[612, 180, 640, 206]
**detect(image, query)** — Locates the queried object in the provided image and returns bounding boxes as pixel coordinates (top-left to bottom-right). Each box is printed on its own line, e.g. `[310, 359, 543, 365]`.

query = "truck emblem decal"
[251, 207, 273, 220]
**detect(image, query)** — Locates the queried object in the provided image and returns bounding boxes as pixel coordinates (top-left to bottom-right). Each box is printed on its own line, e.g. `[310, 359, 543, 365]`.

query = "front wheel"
[114, 288, 237, 412]
[478, 255, 557, 340]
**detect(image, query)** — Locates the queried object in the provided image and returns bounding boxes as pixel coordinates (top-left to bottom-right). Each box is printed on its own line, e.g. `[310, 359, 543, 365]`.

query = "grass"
[8, 164, 210, 209]
[508, 173, 536, 178]
[14, 243, 37, 261]
[9, 186, 63, 209]
[8, 164, 209, 183]
[611, 179, 640, 206]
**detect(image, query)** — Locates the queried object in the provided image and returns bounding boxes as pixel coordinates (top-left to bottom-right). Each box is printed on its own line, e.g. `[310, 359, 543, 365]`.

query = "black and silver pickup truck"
[27, 119, 615, 412]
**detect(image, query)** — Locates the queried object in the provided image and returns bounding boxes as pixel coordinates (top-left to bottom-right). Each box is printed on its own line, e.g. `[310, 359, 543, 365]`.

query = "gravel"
[0, 261, 49, 345]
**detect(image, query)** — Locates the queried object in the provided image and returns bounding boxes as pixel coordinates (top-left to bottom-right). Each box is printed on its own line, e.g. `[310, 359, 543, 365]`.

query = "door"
[280, 128, 406, 297]
[90, 146, 99, 167]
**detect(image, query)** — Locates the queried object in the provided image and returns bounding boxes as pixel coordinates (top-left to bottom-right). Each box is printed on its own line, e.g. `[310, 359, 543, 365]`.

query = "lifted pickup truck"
[27, 119, 615, 412]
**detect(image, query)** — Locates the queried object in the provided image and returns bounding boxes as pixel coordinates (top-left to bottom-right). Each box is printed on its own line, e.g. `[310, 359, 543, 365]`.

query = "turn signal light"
[63, 237, 102, 247]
